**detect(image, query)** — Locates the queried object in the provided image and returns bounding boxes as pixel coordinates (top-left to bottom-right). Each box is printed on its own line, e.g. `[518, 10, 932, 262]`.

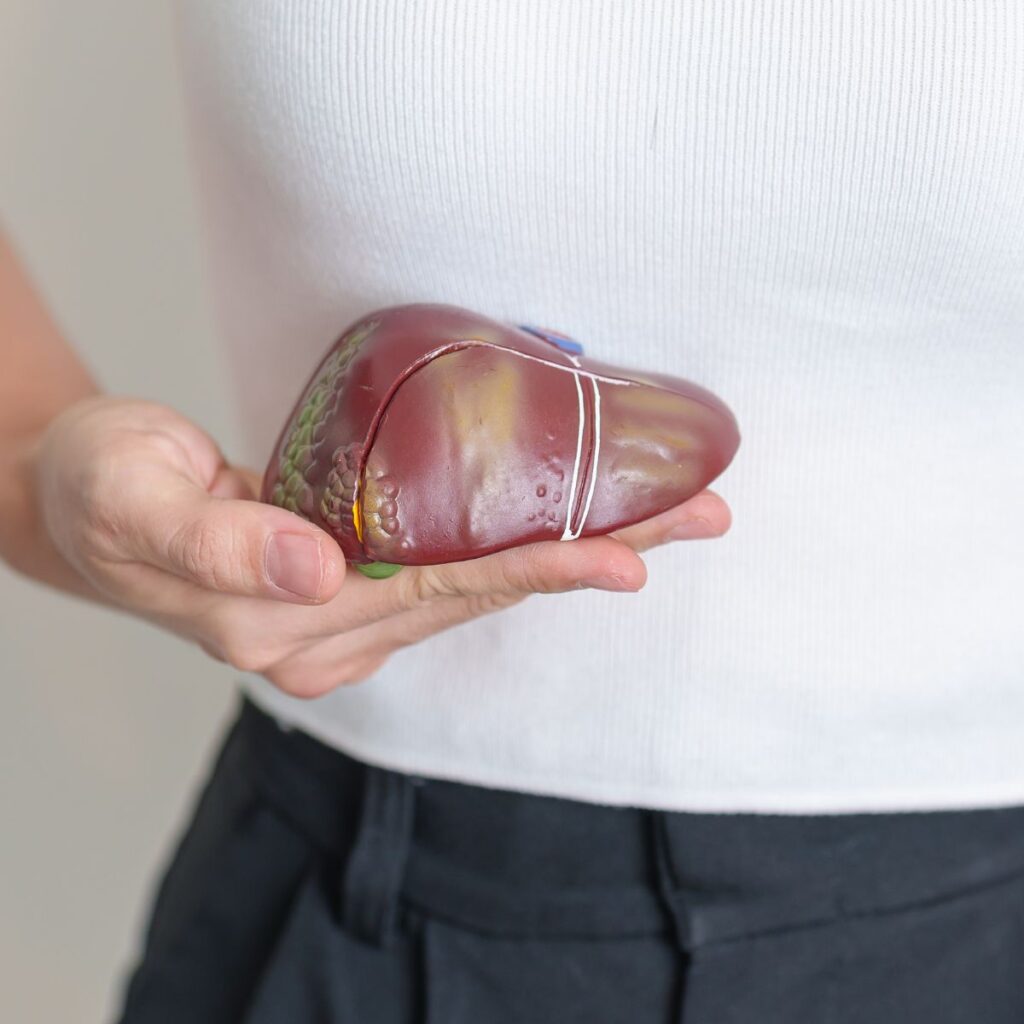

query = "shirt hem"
[241, 683, 1024, 816]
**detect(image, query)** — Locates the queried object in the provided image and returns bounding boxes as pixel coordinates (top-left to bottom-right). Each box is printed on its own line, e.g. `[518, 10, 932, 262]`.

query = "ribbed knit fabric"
[175, 2, 1024, 813]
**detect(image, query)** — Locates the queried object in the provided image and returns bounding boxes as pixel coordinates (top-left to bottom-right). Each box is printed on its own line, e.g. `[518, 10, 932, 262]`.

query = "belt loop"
[340, 764, 416, 948]
[651, 811, 696, 953]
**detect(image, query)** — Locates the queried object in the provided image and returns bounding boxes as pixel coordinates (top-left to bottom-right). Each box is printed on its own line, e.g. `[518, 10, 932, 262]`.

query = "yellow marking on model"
[352, 494, 364, 542]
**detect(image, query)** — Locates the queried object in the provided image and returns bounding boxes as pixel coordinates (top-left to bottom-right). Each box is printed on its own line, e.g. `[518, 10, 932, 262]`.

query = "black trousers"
[116, 698, 1024, 1023]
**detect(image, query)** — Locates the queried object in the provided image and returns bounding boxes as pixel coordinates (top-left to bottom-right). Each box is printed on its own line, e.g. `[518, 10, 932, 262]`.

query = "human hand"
[35, 397, 731, 696]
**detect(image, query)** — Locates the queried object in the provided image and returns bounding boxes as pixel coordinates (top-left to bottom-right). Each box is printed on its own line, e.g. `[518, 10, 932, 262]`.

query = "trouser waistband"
[232, 698, 1024, 950]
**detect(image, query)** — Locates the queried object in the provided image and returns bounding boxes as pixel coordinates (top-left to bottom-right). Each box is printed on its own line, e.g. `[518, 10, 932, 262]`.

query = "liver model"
[262, 304, 741, 577]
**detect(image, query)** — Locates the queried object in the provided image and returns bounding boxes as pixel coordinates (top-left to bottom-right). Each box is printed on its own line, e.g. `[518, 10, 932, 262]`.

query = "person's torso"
[175, 0, 1024, 812]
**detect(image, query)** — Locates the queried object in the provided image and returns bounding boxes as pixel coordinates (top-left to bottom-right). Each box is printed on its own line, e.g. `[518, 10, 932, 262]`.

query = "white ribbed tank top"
[176, 2, 1024, 813]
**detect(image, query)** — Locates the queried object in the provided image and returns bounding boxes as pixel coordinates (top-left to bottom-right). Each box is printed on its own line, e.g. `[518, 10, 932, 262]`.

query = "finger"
[116, 468, 346, 603]
[262, 591, 525, 697]
[610, 489, 733, 554]
[411, 534, 648, 602]
[208, 464, 263, 501]
[227, 531, 644, 646]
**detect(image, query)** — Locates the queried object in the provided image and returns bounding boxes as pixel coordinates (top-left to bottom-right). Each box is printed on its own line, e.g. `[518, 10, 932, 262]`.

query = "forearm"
[0, 230, 101, 596]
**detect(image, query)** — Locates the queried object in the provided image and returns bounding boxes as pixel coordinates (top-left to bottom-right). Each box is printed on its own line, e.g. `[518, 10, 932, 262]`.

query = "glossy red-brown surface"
[261, 304, 741, 566]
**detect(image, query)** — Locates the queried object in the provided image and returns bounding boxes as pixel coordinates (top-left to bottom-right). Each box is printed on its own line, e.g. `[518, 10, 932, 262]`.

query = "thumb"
[123, 470, 346, 603]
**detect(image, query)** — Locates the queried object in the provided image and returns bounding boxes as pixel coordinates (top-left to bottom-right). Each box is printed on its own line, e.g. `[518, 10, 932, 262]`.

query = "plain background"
[2, 3, 243, 1020]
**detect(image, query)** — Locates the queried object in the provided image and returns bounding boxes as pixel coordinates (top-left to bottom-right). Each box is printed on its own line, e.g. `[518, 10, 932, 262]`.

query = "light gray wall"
[1, 3, 241, 1020]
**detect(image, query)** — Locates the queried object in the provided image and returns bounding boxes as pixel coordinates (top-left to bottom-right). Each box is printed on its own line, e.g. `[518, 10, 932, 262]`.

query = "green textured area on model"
[354, 561, 403, 579]
[269, 320, 380, 516]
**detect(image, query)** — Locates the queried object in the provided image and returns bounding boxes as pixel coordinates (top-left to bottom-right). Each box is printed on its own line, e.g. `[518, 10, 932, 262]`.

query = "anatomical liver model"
[262, 304, 741, 578]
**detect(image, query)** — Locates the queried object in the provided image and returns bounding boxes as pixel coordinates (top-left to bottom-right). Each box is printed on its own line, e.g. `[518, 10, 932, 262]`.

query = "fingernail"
[582, 573, 639, 592]
[665, 516, 719, 541]
[266, 533, 323, 599]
